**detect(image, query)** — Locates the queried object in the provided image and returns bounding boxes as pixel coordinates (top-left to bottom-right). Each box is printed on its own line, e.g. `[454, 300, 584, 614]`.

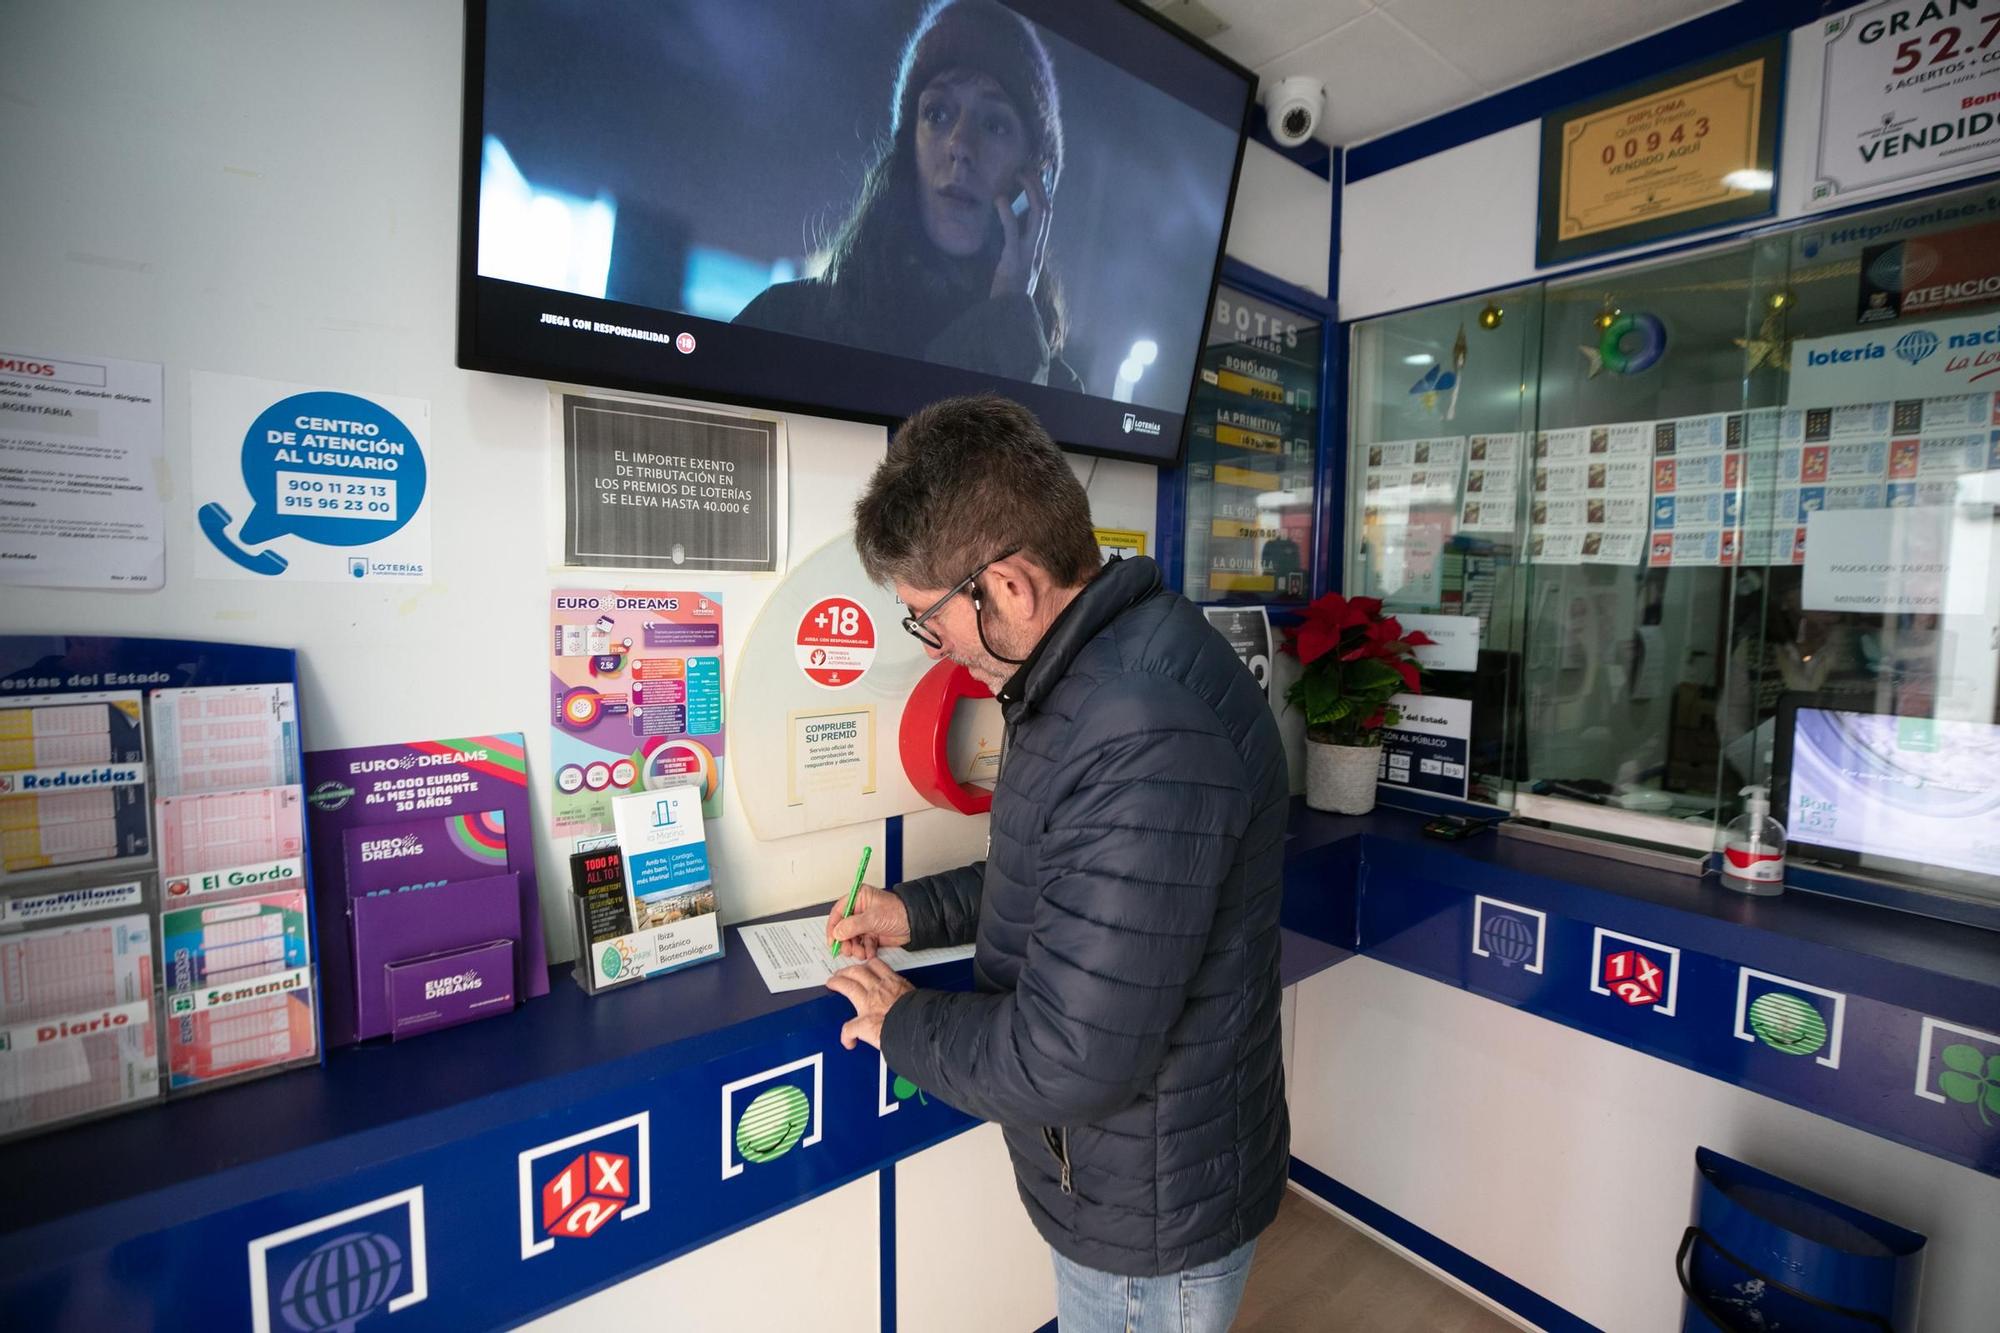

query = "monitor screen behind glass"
[1778, 699, 2000, 893]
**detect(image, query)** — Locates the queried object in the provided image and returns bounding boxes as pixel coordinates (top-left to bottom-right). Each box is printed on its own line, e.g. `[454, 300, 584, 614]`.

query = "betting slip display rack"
[0, 634, 323, 1142]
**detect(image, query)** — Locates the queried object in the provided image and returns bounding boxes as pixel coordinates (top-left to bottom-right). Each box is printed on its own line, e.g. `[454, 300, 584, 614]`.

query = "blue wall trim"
[1346, 0, 1865, 184]
[880, 1165, 898, 1333]
[1288, 1158, 1601, 1332]
[884, 814, 904, 890]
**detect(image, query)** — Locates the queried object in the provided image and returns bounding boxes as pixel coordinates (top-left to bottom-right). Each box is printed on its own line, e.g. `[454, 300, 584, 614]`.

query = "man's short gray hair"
[854, 395, 1102, 591]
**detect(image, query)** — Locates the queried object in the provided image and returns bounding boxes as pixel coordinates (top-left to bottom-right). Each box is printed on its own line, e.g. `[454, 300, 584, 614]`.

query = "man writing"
[825, 395, 1290, 1332]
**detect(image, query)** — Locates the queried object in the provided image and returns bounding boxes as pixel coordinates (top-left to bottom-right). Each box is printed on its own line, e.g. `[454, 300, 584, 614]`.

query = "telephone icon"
[198, 501, 288, 576]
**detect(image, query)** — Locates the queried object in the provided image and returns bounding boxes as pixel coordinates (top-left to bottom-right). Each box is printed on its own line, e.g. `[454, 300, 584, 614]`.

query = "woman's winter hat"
[892, 0, 1064, 186]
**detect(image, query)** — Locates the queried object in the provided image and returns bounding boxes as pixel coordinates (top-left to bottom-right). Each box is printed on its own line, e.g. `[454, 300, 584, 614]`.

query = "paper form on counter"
[738, 916, 974, 994]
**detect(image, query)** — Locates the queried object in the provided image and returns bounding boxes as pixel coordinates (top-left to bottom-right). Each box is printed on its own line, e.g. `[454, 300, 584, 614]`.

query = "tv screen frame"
[454, 0, 1258, 467]
[1773, 692, 2000, 903]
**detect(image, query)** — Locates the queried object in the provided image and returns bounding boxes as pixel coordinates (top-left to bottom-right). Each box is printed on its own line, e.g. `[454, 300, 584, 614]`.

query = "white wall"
[519, 1173, 879, 1333]
[1289, 958, 2000, 1332]
[1337, 22, 1952, 320]
[896, 1123, 1057, 1331]
[0, 1, 1168, 961]
[1225, 140, 1334, 298]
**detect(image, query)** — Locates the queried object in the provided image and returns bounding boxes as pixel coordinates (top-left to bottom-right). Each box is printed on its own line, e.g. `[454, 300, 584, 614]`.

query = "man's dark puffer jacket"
[880, 555, 1291, 1277]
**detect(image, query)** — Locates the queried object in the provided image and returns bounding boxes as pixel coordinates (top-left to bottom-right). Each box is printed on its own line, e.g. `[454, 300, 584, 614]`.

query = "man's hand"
[825, 884, 912, 962]
[826, 958, 914, 1051]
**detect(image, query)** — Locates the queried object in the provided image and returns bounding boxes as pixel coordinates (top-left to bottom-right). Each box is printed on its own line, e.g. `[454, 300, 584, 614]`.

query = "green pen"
[830, 845, 873, 958]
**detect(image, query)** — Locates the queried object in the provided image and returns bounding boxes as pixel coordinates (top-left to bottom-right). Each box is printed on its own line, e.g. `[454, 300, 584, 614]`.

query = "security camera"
[1265, 76, 1325, 148]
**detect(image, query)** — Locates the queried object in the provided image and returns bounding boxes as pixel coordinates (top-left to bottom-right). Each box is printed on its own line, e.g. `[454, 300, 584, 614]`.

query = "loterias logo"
[1897, 330, 1939, 364]
[1120, 412, 1162, 437]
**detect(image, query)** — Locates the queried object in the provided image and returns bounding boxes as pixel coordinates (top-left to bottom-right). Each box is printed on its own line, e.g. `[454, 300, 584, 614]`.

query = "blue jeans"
[1051, 1239, 1258, 1333]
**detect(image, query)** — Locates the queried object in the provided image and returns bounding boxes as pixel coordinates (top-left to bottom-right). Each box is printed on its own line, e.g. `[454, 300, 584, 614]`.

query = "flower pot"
[1306, 739, 1379, 815]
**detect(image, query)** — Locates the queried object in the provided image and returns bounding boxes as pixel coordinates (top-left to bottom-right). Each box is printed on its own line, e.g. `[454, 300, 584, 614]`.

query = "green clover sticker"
[1938, 1044, 2000, 1127]
[891, 1074, 928, 1106]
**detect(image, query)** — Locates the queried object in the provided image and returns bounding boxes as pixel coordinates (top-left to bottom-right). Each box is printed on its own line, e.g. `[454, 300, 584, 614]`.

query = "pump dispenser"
[1720, 784, 1785, 895]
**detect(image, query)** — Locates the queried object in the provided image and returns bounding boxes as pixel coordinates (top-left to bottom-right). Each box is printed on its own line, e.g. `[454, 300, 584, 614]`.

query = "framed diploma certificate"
[1537, 37, 1784, 267]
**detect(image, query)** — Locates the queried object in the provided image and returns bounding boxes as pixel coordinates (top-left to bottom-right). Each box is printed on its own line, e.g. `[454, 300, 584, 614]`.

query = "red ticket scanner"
[899, 659, 995, 815]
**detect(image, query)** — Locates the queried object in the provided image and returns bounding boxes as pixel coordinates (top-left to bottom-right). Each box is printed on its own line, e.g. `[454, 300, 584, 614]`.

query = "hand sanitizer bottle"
[1720, 784, 1785, 895]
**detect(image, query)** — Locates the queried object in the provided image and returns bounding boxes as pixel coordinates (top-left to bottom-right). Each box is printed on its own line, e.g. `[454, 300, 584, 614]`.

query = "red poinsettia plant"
[1279, 594, 1433, 747]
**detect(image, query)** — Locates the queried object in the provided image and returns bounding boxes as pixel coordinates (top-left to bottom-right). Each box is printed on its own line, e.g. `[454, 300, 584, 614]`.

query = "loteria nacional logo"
[1471, 896, 1546, 974]
[1896, 330, 1939, 365]
[248, 1189, 427, 1333]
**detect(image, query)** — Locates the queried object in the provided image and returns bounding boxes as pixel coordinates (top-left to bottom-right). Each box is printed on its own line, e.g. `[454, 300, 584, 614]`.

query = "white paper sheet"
[738, 916, 975, 994]
[0, 349, 164, 589]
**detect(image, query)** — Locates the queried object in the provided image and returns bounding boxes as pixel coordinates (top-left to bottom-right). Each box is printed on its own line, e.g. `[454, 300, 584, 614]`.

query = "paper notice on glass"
[1581, 529, 1646, 566]
[0, 350, 164, 589]
[1397, 614, 1479, 672]
[1466, 434, 1522, 465]
[737, 916, 974, 994]
[1202, 606, 1272, 698]
[1457, 495, 1513, 533]
[1803, 506, 1992, 615]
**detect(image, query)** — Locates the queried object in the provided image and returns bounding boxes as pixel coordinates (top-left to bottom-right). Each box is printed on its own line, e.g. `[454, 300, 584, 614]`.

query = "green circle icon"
[735, 1084, 811, 1163]
[600, 945, 622, 979]
[1748, 992, 1828, 1055]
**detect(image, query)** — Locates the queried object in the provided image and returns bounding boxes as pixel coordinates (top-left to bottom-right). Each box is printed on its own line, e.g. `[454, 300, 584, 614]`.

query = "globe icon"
[1895, 330, 1938, 366]
[277, 1231, 404, 1333]
[1481, 914, 1536, 967]
[1747, 992, 1828, 1056]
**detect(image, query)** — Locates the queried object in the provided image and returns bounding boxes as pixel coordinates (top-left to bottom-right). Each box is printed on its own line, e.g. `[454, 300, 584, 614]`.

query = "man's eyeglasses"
[901, 546, 1021, 650]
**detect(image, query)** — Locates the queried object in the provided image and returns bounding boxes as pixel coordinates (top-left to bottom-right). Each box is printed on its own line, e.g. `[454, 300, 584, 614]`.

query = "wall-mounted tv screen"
[458, 0, 1255, 464]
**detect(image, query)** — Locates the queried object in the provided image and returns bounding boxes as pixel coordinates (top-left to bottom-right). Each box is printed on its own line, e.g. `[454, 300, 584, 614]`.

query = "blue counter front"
[1283, 806, 2000, 1178]
[3, 804, 1993, 1331]
[0, 893, 1349, 1332]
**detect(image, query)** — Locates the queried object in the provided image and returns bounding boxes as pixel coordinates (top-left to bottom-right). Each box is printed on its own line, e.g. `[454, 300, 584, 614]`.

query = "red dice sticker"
[1591, 929, 1680, 1016]
[1602, 950, 1664, 1007]
[518, 1112, 650, 1259]
[541, 1149, 631, 1240]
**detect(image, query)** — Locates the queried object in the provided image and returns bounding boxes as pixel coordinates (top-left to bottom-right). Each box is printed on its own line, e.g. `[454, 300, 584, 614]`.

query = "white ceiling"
[1148, 0, 1736, 148]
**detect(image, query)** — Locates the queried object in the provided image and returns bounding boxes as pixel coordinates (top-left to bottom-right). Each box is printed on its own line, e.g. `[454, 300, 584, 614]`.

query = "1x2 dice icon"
[541, 1149, 632, 1241]
[1602, 949, 1665, 1008]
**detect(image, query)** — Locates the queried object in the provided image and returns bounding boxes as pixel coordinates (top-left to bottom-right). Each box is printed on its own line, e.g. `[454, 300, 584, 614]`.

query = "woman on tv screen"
[734, 0, 1083, 393]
